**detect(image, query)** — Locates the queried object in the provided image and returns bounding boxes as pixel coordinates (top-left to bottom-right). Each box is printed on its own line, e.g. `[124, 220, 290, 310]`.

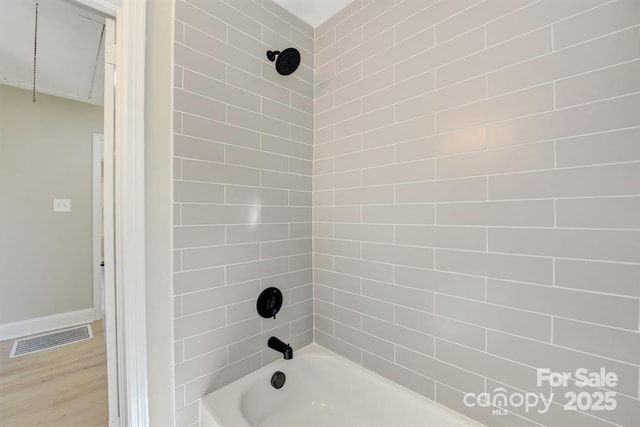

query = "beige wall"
[0, 85, 103, 324]
[313, 1, 640, 426]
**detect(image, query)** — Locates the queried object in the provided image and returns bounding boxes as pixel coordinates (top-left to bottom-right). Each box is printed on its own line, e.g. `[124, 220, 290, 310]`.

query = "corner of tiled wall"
[171, 0, 640, 425]
[312, 1, 640, 426]
[172, 1, 314, 425]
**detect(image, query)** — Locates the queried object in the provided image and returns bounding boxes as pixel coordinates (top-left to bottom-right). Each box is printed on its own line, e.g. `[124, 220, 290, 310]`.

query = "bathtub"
[201, 343, 482, 427]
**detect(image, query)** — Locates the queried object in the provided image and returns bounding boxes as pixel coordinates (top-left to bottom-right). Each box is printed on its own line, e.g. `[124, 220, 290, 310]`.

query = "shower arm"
[266, 50, 280, 62]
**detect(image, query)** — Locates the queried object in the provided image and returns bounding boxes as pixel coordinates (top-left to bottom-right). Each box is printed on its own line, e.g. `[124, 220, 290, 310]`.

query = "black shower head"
[266, 48, 301, 76]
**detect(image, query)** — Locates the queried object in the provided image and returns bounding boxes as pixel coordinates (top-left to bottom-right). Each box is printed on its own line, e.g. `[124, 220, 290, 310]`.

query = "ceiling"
[0, 0, 105, 105]
[272, 0, 355, 27]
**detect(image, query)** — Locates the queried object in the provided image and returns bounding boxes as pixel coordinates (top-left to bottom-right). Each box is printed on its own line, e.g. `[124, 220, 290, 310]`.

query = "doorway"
[93, 133, 104, 316]
[0, 0, 150, 423]
[0, 82, 109, 425]
[0, 0, 121, 424]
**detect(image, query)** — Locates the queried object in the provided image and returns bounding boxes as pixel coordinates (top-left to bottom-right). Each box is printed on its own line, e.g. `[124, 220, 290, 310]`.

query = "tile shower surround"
[313, 1, 640, 426]
[174, 0, 640, 426]
[173, 1, 314, 425]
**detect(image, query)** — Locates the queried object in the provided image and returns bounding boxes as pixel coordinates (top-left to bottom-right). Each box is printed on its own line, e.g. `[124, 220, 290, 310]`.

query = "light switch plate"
[53, 199, 72, 212]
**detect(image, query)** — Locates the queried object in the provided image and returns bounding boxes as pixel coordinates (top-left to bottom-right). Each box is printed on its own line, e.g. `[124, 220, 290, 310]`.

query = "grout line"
[483, 24, 487, 49]
[336, 283, 640, 334]
[182, 1, 313, 58]
[323, 316, 633, 410]
[174, 2, 640, 420]
[485, 227, 488, 253]
[315, 81, 639, 137]
[314, 123, 640, 154]
[554, 90, 640, 112]
[312, 260, 640, 299]
[176, 41, 314, 100]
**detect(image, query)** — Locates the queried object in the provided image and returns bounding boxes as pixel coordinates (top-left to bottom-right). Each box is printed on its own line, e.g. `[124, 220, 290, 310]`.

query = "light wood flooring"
[0, 320, 108, 426]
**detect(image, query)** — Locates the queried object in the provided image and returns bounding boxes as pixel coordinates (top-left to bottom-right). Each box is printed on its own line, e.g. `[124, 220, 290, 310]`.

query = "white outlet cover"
[53, 199, 72, 212]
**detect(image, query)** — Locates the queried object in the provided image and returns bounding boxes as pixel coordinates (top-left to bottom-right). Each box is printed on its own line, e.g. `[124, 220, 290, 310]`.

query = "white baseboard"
[0, 308, 100, 341]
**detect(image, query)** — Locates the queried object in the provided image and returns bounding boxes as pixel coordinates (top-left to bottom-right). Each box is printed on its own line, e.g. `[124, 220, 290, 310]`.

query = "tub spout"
[268, 336, 293, 360]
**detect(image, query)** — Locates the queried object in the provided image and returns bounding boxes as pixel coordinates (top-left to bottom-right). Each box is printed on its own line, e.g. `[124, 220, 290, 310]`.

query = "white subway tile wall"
[173, 1, 313, 425]
[314, 1, 640, 426]
[172, 0, 640, 425]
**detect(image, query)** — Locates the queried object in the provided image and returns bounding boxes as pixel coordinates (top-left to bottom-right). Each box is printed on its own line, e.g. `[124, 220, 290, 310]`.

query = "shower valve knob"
[257, 287, 283, 319]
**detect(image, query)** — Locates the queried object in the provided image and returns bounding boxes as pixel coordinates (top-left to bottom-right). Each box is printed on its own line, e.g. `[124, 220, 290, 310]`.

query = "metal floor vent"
[9, 325, 93, 358]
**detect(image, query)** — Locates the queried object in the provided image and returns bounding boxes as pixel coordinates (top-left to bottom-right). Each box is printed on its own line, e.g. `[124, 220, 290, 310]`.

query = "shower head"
[266, 48, 301, 76]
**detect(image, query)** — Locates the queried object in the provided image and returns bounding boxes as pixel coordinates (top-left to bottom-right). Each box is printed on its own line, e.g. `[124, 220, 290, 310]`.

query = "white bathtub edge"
[200, 342, 485, 427]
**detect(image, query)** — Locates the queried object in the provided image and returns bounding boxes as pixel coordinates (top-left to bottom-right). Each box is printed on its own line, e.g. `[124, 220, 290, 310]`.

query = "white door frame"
[102, 17, 120, 425]
[76, 1, 148, 426]
[92, 133, 103, 319]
